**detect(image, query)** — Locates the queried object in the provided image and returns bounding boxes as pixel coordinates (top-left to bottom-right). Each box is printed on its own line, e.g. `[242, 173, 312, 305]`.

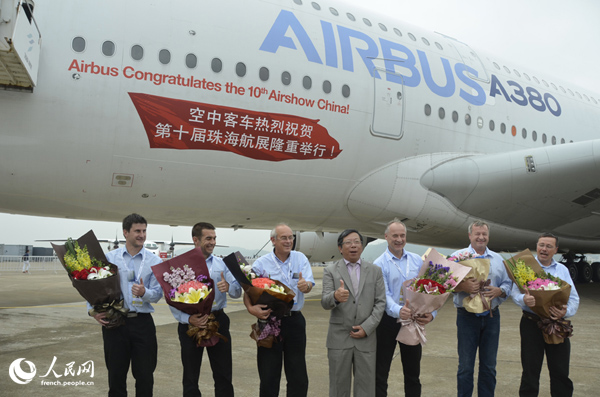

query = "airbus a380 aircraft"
[2, 1, 600, 278]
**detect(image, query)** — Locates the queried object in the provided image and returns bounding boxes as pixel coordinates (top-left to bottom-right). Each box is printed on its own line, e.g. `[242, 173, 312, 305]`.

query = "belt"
[522, 310, 540, 322]
[283, 310, 300, 317]
[457, 307, 499, 314]
[212, 309, 225, 317]
[126, 312, 151, 318]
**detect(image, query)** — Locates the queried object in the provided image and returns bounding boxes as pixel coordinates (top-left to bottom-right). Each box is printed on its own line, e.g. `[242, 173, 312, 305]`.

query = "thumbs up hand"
[334, 279, 349, 303]
[217, 271, 229, 292]
[523, 288, 535, 307]
[400, 299, 413, 320]
[132, 277, 146, 298]
[297, 271, 311, 293]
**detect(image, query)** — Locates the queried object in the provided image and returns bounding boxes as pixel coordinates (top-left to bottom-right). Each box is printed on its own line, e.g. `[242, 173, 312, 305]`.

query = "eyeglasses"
[278, 236, 295, 242]
[342, 240, 361, 246]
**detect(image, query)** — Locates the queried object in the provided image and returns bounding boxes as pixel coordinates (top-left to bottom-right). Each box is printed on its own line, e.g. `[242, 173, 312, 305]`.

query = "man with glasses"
[321, 229, 386, 396]
[244, 223, 315, 397]
[511, 233, 579, 396]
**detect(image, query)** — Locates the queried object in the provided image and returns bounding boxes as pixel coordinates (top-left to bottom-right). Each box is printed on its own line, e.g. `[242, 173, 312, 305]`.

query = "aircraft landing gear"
[591, 262, 600, 283]
[560, 252, 592, 284]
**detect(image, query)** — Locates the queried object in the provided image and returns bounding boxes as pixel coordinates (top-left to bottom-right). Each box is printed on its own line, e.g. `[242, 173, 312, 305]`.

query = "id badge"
[399, 294, 404, 305]
[132, 297, 143, 307]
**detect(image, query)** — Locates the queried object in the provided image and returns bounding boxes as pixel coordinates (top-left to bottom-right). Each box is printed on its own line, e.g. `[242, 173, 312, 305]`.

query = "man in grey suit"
[321, 229, 386, 397]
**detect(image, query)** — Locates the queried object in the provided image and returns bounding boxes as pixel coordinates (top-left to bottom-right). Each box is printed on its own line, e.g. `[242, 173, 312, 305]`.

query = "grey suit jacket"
[321, 259, 386, 352]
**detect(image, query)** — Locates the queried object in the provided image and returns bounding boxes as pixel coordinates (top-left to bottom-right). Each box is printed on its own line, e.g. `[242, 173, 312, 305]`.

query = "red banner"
[129, 93, 342, 161]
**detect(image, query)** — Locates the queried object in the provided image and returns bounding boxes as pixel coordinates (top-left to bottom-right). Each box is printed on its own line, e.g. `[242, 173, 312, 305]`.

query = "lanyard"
[127, 250, 146, 284]
[272, 252, 293, 287]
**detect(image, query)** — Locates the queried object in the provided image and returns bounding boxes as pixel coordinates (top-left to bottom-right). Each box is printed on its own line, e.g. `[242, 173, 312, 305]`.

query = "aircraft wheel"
[577, 262, 592, 283]
[592, 262, 600, 282]
[566, 262, 578, 283]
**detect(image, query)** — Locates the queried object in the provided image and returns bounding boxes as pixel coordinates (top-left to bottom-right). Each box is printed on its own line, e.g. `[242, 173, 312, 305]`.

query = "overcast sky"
[1, 0, 598, 250]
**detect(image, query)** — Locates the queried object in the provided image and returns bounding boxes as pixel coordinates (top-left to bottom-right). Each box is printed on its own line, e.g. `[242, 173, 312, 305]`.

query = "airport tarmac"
[1, 268, 599, 396]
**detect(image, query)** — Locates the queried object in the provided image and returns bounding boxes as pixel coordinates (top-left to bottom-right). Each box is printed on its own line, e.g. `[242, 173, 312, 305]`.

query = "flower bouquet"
[504, 249, 573, 344]
[223, 251, 295, 347]
[447, 251, 493, 315]
[151, 248, 222, 347]
[52, 230, 126, 328]
[397, 248, 471, 345]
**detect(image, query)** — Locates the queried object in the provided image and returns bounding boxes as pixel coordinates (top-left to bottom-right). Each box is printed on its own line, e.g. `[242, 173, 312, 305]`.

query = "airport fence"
[0, 255, 63, 273]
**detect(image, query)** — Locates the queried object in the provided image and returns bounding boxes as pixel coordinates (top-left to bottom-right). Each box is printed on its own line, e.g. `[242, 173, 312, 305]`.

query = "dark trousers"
[257, 311, 309, 397]
[375, 313, 422, 397]
[177, 310, 234, 397]
[102, 313, 157, 397]
[519, 314, 573, 397]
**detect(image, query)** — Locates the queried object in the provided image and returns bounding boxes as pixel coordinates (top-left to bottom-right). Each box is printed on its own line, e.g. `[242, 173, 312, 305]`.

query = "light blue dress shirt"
[87, 246, 163, 313]
[450, 245, 512, 309]
[511, 256, 579, 318]
[374, 248, 437, 319]
[169, 254, 242, 324]
[252, 250, 315, 311]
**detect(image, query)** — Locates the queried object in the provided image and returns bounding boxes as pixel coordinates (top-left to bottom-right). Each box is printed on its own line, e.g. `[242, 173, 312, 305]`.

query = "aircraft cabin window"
[408, 33, 416, 41]
[465, 114, 472, 126]
[323, 80, 332, 94]
[575, 91, 582, 99]
[72, 37, 86, 53]
[542, 79, 549, 87]
[159, 49, 171, 65]
[131, 45, 143, 61]
[236, 62, 246, 77]
[513, 69, 521, 77]
[311, 2, 321, 11]
[559, 86, 566, 93]
[435, 42, 443, 50]
[592, 97, 598, 104]
[329, 7, 339, 16]
[438, 107, 445, 119]
[503, 66, 510, 74]
[211, 58, 222, 73]
[542, 133, 547, 143]
[532, 130, 537, 141]
[500, 123, 506, 134]
[522, 128, 527, 139]
[379, 23, 387, 32]
[342, 84, 351, 98]
[282, 71, 291, 86]
[583, 94, 590, 101]
[424, 104, 431, 116]
[259, 67, 269, 82]
[346, 13, 356, 21]
[394, 28, 402, 37]
[102, 41, 115, 57]
[533, 76, 540, 84]
[363, 18, 372, 27]
[452, 111, 458, 122]
[523, 73, 531, 81]
[185, 53, 197, 69]
[511, 125, 516, 137]
[477, 117, 483, 128]
[493, 62, 500, 70]
[551, 82, 557, 90]
[422, 37, 430, 46]
[561, 138, 566, 144]
[303, 76, 312, 89]
[552, 136, 556, 145]
[489, 120, 495, 131]
[293, 0, 302, 5]
[567, 89, 574, 96]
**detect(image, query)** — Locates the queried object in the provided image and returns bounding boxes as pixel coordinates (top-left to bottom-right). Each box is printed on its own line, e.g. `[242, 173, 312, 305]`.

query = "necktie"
[349, 263, 359, 294]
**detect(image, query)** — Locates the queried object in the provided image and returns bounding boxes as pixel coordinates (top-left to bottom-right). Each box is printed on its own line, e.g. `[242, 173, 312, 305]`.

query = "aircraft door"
[437, 33, 489, 83]
[371, 65, 405, 140]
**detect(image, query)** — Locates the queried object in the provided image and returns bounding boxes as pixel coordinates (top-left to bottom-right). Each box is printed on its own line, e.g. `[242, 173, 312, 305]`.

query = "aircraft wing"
[420, 139, 600, 239]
